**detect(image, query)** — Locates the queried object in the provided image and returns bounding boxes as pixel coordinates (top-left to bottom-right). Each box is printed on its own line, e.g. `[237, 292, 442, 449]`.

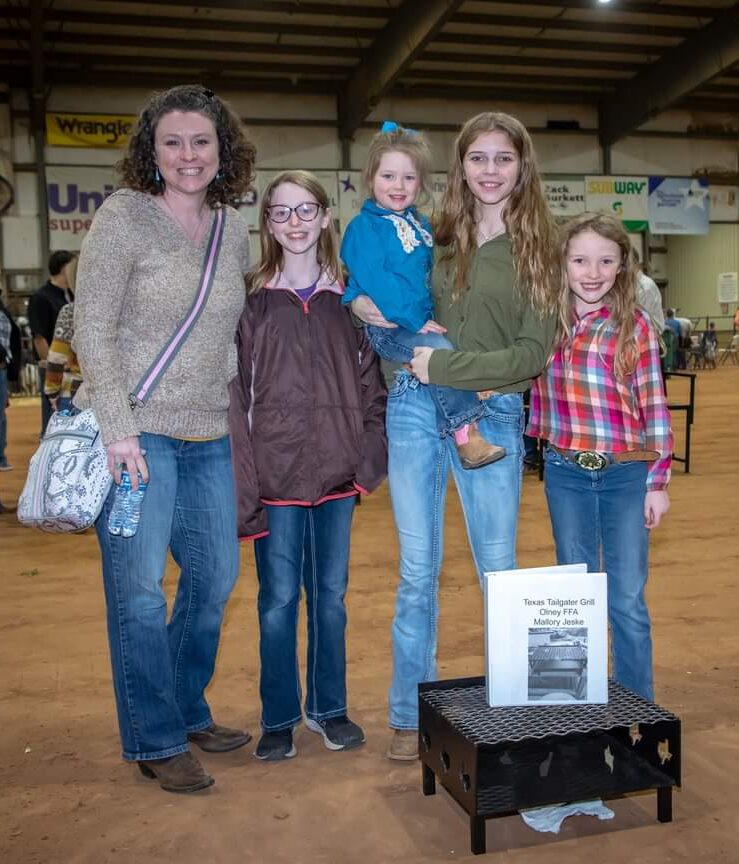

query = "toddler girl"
[341, 121, 504, 469]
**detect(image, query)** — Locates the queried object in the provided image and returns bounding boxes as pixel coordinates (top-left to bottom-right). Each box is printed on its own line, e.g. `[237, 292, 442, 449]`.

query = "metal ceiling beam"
[434, 31, 664, 56]
[680, 97, 739, 112]
[338, 0, 464, 140]
[1, 49, 349, 78]
[388, 82, 597, 105]
[599, 3, 739, 145]
[422, 50, 644, 73]
[405, 68, 620, 89]
[0, 65, 339, 95]
[453, 12, 694, 38]
[0, 28, 360, 59]
[130, 0, 390, 16]
[700, 83, 739, 95]
[0, 6, 380, 40]
[474, 0, 725, 17]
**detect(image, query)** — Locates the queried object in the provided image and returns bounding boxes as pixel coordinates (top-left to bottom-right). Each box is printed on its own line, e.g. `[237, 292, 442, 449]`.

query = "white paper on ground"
[520, 799, 615, 833]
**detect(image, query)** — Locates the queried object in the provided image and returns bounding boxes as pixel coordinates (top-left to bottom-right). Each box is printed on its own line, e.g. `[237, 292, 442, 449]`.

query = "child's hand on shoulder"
[350, 296, 397, 328]
[644, 490, 670, 529]
[417, 320, 447, 335]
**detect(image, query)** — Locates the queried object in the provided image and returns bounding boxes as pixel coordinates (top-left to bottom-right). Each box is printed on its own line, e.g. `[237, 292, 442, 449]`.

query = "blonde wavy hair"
[557, 212, 639, 380]
[435, 112, 558, 314]
[362, 124, 433, 209]
[248, 170, 341, 293]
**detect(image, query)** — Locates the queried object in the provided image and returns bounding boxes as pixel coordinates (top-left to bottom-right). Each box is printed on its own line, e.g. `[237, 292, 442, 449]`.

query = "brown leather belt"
[549, 445, 659, 471]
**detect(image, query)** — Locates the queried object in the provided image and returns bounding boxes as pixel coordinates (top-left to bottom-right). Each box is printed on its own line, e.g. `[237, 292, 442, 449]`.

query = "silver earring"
[155, 167, 162, 184]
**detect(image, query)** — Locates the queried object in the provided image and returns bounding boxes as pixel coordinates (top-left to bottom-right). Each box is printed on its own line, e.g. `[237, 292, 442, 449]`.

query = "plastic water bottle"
[108, 470, 148, 538]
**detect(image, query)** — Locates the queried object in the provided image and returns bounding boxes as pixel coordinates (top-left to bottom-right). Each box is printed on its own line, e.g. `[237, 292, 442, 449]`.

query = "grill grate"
[420, 680, 678, 744]
[531, 646, 586, 660]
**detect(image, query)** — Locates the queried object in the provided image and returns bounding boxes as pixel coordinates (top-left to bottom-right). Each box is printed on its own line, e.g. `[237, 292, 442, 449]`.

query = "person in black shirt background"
[27, 250, 76, 436]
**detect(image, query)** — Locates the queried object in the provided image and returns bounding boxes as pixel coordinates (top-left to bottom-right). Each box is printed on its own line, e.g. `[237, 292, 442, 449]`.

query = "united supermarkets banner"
[46, 164, 258, 248]
[46, 113, 137, 148]
[46, 165, 117, 250]
[648, 177, 710, 235]
[584, 175, 649, 231]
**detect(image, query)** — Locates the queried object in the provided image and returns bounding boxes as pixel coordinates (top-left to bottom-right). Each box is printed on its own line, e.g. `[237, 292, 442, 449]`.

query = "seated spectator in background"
[701, 321, 718, 369]
[632, 249, 664, 335]
[44, 257, 82, 412]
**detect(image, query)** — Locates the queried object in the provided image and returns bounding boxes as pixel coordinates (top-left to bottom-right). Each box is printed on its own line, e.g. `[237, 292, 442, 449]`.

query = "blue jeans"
[95, 433, 240, 761]
[543, 447, 653, 700]
[38, 366, 54, 437]
[386, 373, 524, 728]
[367, 325, 483, 436]
[255, 496, 356, 731]
[0, 368, 7, 464]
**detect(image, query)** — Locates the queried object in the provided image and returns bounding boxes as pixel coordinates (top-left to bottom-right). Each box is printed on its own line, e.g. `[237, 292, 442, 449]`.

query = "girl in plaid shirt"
[528, 213, 672, 700]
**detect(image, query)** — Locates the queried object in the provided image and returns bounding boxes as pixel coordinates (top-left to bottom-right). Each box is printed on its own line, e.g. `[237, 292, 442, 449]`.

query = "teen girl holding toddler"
[352, 112, 559, 759]
[528, 212, 672, 700]
[229, 170, 387, 761]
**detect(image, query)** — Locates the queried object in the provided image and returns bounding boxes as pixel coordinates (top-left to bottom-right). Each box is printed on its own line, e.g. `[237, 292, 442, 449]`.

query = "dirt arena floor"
[1, 365, 738, 864]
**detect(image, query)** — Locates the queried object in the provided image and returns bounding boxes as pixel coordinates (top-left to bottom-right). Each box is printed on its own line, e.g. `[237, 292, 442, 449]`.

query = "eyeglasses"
[265, 202, 322, 223]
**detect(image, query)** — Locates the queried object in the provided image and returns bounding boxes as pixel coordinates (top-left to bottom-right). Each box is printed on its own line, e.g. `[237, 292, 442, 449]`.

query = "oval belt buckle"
[574, 450, 607, 471]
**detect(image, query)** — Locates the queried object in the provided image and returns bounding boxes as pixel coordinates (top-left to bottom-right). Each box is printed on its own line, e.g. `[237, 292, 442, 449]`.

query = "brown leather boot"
[187, 722, 251, 753]
[456, 424, 506, 469]
[137, 751, 214, 793]
[387, 729, 418, 761]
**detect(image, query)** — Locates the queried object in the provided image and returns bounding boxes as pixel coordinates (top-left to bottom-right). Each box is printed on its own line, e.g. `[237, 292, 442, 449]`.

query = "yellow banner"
[46, 112, 137, 148]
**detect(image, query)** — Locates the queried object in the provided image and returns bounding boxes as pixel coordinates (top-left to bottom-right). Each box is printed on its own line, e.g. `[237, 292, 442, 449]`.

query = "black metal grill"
[419, 677, 682, 855]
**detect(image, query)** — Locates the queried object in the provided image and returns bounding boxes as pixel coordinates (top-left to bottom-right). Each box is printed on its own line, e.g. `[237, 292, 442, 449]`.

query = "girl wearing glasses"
[341, 122, 503, 470]
[230, 170, 387, 762]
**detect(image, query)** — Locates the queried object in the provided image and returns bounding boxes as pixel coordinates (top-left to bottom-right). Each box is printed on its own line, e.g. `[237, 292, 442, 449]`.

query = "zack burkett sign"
[544, 180, 585, 217]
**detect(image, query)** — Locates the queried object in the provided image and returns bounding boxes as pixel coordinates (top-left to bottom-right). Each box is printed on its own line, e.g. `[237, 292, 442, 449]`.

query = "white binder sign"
[484, 565, 608, 706]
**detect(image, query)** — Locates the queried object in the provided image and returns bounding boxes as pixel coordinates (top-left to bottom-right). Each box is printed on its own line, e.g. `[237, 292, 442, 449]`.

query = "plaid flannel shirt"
[0, 310, 12, 362]
[528, 307, 672, 491]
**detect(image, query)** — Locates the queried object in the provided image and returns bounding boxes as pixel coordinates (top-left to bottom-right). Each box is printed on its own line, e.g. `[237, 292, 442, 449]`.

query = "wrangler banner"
[46, 112, 137, 148]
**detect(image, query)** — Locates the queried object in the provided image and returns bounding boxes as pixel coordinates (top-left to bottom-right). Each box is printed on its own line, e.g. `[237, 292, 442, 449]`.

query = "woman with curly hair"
[352, 112, 559, 760]
[73, 84, 256, 793]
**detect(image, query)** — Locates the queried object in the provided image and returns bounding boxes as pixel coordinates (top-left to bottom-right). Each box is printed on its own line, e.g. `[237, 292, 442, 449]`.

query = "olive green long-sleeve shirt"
[427, 235, 556, 393]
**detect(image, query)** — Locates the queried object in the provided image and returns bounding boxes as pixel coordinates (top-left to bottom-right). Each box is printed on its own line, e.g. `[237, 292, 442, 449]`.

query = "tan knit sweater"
[73, 189, 249, 445]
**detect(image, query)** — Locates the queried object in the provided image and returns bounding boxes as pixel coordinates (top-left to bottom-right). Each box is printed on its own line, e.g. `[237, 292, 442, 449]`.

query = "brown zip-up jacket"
[229, 271, 387, 540]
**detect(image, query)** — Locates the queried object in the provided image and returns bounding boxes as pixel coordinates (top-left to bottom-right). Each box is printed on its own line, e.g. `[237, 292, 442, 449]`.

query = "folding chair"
[718, 334, 739, 366]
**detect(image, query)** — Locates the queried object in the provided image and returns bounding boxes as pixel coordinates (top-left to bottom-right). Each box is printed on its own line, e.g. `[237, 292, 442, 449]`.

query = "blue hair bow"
[381, 120, 418, 135]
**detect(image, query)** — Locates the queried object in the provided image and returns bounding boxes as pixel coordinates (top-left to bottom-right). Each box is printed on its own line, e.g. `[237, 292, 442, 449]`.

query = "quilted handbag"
[17, 208, 226, 533]
[17, 408, 111, 532]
